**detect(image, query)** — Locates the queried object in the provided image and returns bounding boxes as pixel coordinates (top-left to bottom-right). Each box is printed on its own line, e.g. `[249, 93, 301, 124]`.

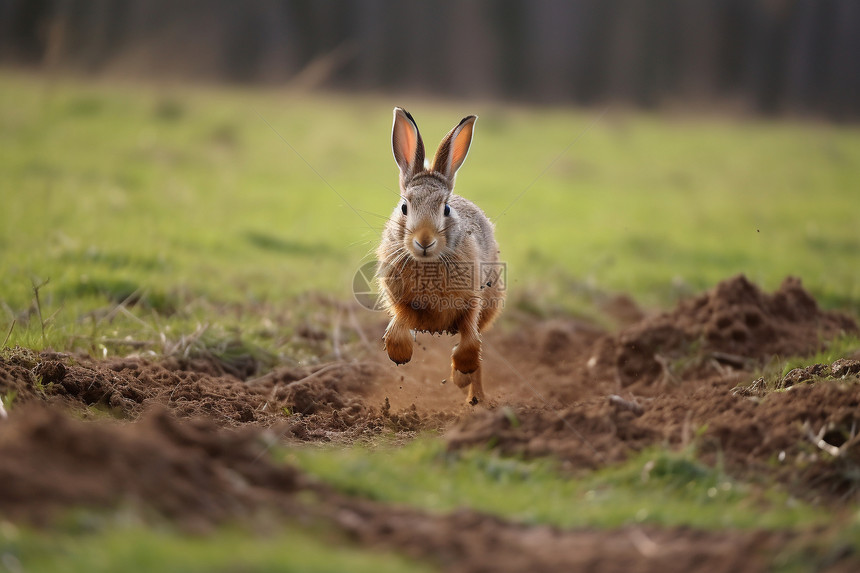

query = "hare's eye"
[401, 203, 407, 216]
[443, 204, 451, 217]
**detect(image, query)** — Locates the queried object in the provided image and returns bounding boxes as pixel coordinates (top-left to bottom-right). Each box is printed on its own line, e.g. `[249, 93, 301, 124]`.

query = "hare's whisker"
[395, 249, 414, 274]
[355, 208, 396, 222]
[378, 184, 402, 198]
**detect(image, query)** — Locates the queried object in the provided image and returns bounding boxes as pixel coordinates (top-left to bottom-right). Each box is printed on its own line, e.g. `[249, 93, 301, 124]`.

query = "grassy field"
[0, 520, 435, 573]
[2, 71, 860, 570]
[2, 71, 859, 354]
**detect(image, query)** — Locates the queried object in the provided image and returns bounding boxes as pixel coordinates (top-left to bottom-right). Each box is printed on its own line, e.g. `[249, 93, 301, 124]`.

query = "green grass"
[289, 439, 829, 531]
[0, 520, 435, 573]
[2, 71, 859, 355]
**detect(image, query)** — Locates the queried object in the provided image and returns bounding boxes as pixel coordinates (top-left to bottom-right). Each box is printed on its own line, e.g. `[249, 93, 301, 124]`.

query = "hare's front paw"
[385, 336, 413, 365]
[452, 344, 480, 374]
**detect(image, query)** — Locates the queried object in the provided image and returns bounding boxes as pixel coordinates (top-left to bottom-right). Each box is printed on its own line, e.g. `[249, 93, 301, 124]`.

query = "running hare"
[376, 108, 505, 405]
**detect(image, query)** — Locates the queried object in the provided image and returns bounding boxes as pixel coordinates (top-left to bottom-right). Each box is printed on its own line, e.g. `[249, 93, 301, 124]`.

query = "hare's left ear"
[431, 115, 477, 182]
[392, 107, 425, 186]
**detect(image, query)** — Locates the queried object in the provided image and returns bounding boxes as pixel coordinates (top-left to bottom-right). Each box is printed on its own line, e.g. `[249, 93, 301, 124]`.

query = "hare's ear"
[392, 107, 425, 184]
[431, 115, 477, 181]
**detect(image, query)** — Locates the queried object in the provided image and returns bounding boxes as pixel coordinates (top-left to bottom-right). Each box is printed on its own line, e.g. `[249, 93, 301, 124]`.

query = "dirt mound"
[448, 372, 860, 503]
[1, 351, 401, 430]
[592, 275, 857, 388]
[445, 277, 859, 501]
[0, 405, 303, 529]
[0, 350, 278, 425]
[0, 348, 447, 447]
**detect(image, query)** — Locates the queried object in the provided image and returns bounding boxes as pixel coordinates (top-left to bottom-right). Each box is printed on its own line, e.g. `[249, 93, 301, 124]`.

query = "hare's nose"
[414, 238, 437, 252]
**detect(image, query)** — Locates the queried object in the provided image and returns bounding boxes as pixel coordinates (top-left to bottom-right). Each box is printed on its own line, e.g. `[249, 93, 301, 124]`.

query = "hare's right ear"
[431, 115, 476, 183]
[392, 107, 425, 185]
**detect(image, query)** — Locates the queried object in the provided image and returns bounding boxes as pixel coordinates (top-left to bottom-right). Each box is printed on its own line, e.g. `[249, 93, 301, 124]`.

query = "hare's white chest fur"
[376, 108, 505, 405]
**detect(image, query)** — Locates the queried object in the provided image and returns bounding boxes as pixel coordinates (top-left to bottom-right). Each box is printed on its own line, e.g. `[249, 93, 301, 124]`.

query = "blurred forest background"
[1, 0, 859, 119]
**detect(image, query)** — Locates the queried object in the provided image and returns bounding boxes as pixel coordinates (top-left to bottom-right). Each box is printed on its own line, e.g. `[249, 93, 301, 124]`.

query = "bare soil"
[1, 274, 859, 571]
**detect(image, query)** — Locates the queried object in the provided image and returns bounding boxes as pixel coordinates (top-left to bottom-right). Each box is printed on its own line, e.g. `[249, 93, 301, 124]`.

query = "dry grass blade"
[332, 310, 343, 361]
[348, 305, 373, 352]
[2, 319, 15, 348]
[608, 394, 644, 416]
[31, 277, 49, 345]
[803, 421, 858, 458]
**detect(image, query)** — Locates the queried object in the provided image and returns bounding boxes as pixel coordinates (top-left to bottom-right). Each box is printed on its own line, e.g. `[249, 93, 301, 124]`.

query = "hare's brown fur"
[376, 108, 505, 404]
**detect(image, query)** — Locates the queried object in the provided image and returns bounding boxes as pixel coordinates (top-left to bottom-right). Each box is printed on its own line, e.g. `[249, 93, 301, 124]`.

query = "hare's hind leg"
[452, 363, 484, 405]
[452, 304, 481, 374]
[451, 303, 483, 403]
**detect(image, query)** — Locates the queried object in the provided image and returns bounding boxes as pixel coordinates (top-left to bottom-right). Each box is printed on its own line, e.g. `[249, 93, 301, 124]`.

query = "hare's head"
[389, 108, 476, 260]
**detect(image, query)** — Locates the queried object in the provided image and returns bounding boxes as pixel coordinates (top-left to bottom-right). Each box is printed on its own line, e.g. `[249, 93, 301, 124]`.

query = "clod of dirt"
[783, 359, 860, 387]
[0, 354, 38, 402]
[591, 275, 858, 388]
[783, 363, 832, 387]
[33, 360, 66, 383]
[831, 359, 860, 378]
